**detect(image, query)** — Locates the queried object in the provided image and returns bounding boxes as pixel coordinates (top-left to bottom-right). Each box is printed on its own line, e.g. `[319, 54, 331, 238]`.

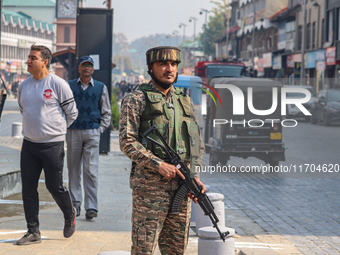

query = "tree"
[113, 55, 133, 73]
[111, 88, 120, 130]
[200, 0, 229, 57]
[113, 33, 130, 56]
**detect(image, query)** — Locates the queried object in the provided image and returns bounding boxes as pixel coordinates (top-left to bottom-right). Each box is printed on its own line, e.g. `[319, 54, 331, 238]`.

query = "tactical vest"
[138, 84, 201, 169]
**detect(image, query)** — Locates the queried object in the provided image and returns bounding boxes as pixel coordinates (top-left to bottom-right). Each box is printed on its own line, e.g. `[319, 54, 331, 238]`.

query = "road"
[0, 98, 22, 137]
[201, 119, 340, 254]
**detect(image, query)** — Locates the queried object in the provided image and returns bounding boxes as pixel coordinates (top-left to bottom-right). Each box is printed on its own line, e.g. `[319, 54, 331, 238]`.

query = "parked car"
[310, 89, 340, 126]
[283, 85, 316, 121]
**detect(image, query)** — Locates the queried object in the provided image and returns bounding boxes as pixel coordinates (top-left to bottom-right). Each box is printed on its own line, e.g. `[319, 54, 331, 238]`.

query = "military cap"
[146, 46, 181, 66]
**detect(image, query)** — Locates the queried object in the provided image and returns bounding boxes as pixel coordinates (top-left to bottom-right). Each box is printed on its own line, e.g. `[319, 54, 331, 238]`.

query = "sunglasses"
[81, 63, 93, 68]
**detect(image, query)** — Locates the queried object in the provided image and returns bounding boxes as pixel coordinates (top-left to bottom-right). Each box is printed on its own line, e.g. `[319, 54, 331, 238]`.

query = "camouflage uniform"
[119, 47, 204, 255]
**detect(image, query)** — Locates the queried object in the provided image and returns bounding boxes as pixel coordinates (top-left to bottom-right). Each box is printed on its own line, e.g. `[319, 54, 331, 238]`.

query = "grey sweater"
[18, 73, 78, 143]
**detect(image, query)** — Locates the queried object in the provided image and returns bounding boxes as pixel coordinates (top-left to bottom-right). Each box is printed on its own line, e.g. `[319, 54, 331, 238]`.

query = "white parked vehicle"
[283, 85, 317, 121]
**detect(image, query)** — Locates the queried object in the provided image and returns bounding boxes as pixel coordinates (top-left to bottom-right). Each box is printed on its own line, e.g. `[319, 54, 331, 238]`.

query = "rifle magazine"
[170, 184, 189, 214]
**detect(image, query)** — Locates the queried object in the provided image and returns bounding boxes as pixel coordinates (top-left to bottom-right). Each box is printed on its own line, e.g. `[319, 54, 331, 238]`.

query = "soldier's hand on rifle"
[189, 177, 207, 203]
[158, 162, 185, 180]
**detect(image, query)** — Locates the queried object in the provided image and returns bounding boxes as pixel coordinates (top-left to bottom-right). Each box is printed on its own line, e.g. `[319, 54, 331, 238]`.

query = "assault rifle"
[143, 125, 229, 242]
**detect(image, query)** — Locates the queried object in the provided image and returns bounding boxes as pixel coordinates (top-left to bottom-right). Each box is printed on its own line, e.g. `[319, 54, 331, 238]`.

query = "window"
[338, 8, 340, 40]
[328, 10, 333, 42]
[298, 25, 302, 50]
[64, 26, 70, 43]
[312, 22, 316, 49]
[322, 18, 325, 44]
[307, 23, 311, 49]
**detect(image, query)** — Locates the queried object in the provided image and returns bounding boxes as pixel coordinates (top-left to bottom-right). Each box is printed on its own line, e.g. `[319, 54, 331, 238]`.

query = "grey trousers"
[66, 128, 100, 211]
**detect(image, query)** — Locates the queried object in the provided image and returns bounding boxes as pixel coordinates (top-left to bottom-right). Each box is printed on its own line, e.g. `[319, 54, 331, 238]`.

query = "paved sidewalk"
[0, 129, 303, 255]
[0, 137, 200, 255]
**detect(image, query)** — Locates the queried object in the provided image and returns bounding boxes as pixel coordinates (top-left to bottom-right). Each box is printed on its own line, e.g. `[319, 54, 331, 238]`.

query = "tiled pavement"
[0, 117, 337, 254]
[201, 155, 340, 255]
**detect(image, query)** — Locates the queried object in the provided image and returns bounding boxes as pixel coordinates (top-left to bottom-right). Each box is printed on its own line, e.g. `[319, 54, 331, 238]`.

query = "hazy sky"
[83, 0, 215, 43]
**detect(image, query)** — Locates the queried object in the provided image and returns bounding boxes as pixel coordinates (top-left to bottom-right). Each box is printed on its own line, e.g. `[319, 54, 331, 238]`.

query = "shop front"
[305, 49, 326, 88]
[325, 47, 340, 88]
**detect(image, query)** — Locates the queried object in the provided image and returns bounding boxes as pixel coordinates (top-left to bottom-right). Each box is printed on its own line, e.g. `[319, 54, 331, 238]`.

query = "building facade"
[1, 9, 55, 84]
[3, 0, 56, 24]
[214, 0, 339, 90]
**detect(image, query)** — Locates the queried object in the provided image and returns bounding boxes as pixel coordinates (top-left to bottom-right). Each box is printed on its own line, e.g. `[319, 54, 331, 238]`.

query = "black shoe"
[85, 209, 98, 220]
[64, 207, 76, 238]
[16, 231, 41, 245]
[75, 206, 81, 217]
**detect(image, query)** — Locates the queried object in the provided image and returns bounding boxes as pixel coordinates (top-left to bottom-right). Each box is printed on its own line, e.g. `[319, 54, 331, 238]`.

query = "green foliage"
[112, 87, 120, 100]
[200, 0, 229, 57]
[113, 55, 134, 73]
[111, 88, 120, 130]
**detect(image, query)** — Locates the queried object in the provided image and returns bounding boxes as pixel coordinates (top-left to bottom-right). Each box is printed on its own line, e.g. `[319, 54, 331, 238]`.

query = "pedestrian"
[66, 56, 111, 220]
[16, 44, 78, 245]
[119, 46, 206, 254]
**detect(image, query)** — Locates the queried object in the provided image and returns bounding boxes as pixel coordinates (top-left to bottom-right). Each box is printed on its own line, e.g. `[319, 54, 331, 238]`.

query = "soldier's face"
[151, 60, 178, 85]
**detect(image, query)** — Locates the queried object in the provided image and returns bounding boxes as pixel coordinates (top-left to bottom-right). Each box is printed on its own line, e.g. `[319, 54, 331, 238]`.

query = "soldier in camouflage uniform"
[119, 46, 206, 255]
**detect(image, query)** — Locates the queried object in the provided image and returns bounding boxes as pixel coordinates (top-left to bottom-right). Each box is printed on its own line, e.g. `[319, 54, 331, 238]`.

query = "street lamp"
[179, 23, 187, 44]
[189, 17, 198, 42]
[200, 8, 209, 57]
[172, 30, 179, 46]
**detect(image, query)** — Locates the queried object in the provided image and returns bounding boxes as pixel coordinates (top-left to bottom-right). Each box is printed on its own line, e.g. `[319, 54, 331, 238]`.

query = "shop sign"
[263, 53, 272, 68]
[0, 61, 7, 70]
[316, 49, 326, 61]
[254, 56, 259, 70]
[305, 50, 326, 69]
[287, 55, 294, 68]
[10, 61, 21, 73]
[285, 40, 294, 51]
[316, 61, 326, 71]
[293, 53, 302, 62]
[18, 39, 27, 48]
[294, 62, 301, 78]
[257, 58, 264, 72]
[326, 47, 336, 65]
[272, 55, 282, 70]
[287, 54, 301, 68]
[306, 51, 316, 69]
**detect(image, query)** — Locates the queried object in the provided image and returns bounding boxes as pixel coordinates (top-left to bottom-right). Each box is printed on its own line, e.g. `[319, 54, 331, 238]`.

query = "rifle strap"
[172, 93, 181, 154]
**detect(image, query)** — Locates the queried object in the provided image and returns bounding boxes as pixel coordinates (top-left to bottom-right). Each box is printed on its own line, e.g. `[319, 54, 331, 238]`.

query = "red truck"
[195, 60, 247, 79]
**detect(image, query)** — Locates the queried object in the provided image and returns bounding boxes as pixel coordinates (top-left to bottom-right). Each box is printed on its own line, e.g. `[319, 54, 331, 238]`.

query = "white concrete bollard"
[11, 122, 22, 137]
[198, 226, 235, 255]
[98, 251, 130, 255]
[194, 192, 225, 235]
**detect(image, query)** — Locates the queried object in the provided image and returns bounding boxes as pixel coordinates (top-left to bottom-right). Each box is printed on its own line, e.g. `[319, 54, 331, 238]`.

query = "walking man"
[17, 44, 78, 245]
[119, 46, 206, 254]
[67, 56, 111, 220]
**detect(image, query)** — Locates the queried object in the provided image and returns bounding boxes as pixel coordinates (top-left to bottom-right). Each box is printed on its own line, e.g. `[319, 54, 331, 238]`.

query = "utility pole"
[106, 0, 111, 9]
[172, 30, 179, 46]
[300, 0, 307, 85]
[200, 8, 209, 58]
[179, 23, 187, 44]
[189, 17, 197, 42]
